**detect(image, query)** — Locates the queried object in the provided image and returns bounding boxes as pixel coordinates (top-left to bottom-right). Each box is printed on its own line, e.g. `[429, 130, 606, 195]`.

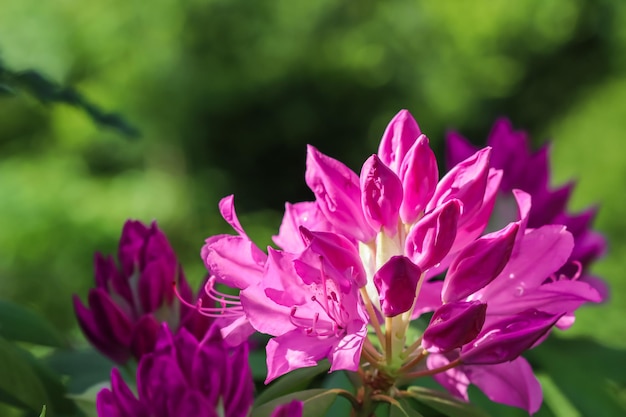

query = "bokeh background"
[1, 0, 625, 415]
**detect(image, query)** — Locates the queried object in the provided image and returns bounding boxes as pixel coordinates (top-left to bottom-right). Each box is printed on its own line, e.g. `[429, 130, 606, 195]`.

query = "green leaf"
[39, 405, 47, 417]
[526, 337, 626, 417]
[44, 348, 115, 394]
[251, 388, 341, 417]
[255, 361, 330, 406]
[0, 337, 47, 412]
[248, 349, 268, 381]
[388, 397, 425, 417]
[0, 300, 65, 347]
[66, 381, 110, 417]
[405, 386, 490, 417]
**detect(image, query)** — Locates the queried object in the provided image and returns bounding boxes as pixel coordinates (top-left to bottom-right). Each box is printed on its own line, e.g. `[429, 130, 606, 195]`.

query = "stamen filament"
[402, 358, 461, 379]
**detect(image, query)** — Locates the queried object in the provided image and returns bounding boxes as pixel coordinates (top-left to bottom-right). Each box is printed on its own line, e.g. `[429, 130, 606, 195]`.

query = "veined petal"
[201, 235, 266, 290]
[297, 228, 366, 288]
[360, 154, 403, 235]
[272, 201, 333, 252]
[306, 145, 375, 242]
[265, 332, 332, 383]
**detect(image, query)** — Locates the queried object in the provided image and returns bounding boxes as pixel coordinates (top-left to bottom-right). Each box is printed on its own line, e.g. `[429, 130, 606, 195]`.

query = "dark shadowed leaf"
[251, 388, 341, 417]
[526, 336, 626, 417]
[0, 337, 47, 412]
[255, 361, 330, 406]
[405, 386, 489, 417]
[0, 300, 65, 347]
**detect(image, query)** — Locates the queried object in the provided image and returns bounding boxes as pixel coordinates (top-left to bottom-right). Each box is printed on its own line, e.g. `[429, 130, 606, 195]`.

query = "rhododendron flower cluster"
[75, 110, 605, 417]
[196, 110, 603, 415]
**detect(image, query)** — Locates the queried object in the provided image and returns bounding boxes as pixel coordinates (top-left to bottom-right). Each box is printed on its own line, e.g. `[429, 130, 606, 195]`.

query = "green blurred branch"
[0, 58, 139, 139]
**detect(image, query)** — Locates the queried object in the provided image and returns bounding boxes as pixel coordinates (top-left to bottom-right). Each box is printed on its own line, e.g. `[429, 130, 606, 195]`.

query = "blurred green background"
[0, 0, 624, 385]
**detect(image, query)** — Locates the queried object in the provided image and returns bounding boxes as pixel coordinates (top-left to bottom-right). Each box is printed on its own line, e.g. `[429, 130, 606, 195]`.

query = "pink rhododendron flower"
[195, 110, 604, 415]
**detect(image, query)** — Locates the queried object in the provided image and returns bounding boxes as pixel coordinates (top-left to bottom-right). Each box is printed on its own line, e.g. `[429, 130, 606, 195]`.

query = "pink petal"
[465, 357, 542, 414]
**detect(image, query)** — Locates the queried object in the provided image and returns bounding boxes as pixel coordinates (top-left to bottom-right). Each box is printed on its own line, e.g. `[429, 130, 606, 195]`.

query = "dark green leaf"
[0, 300, 65, 347]
[0, 337, 47, 412]
[405, 386, 489, 417]
[526, 337, 626, 417]
[249, 349, 268, 381]
[39, 405, 46, 417]
[44, 348, 115, 394]
[388, 397, 425, 417]
[251, 388, 340, 417]
[255, 361, 330, 406]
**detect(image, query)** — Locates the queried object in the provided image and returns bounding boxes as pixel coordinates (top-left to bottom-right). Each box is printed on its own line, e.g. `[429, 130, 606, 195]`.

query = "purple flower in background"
[446, 118, 607, 300]
[73, 220, 197, 364]
[96, 324, 254, 417]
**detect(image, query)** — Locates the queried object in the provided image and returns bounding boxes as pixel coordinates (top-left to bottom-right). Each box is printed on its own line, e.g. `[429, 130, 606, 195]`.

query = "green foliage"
[0, 300, 65, 347]
[251, 388, 342, 417]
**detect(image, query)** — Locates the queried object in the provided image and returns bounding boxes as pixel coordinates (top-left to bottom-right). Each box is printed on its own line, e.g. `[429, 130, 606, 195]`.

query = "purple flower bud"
[97, 325, 254, 417]
[373, 256, 422, 317]
[422, 301, 487, 353]
[74, 220, 195, 364]
[306, 145, 375, 242]
[360, 154, 403, 235]
[442, 222, 519, 303]
[461, 309, 562, 364]
[405, 199, 460, 270]
[398, 134, 439, 224]
[378, 109, 422, 174]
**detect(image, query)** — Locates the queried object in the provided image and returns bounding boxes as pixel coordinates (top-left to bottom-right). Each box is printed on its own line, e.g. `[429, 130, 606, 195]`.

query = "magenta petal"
[73, 295, 130, 364]
[373, 256, 422, 317]
[240, 284, 294, 337]
[398, 134, 439, 224]
[480, 225, 574, 300]
[117, 220, 150, 277]
[378, 109, 422, 174]
[265, 332, 332, 383]
[296, 228, 366, 288]
[405, 199, 460, 271]
[461, 309, 561, 365]
[138, 258, 173, 313]
[218, 194, 249, 238]
[428, 147, 491, 223]
[360, 154, 403, 235]
[130, 315, 161, 360]
[272, 201, 332, 252]
[442, 222, 519, 303]
[305, 145, 375, 242]
[88, 289, 134, 348]
[465, 357, 542, 415]
[202, 235, 266, 289]
[271, 400, 304, 417]
[422, 301, 486, 353]
[428, 353, 469, 401]
[103, 368, 148, 417]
